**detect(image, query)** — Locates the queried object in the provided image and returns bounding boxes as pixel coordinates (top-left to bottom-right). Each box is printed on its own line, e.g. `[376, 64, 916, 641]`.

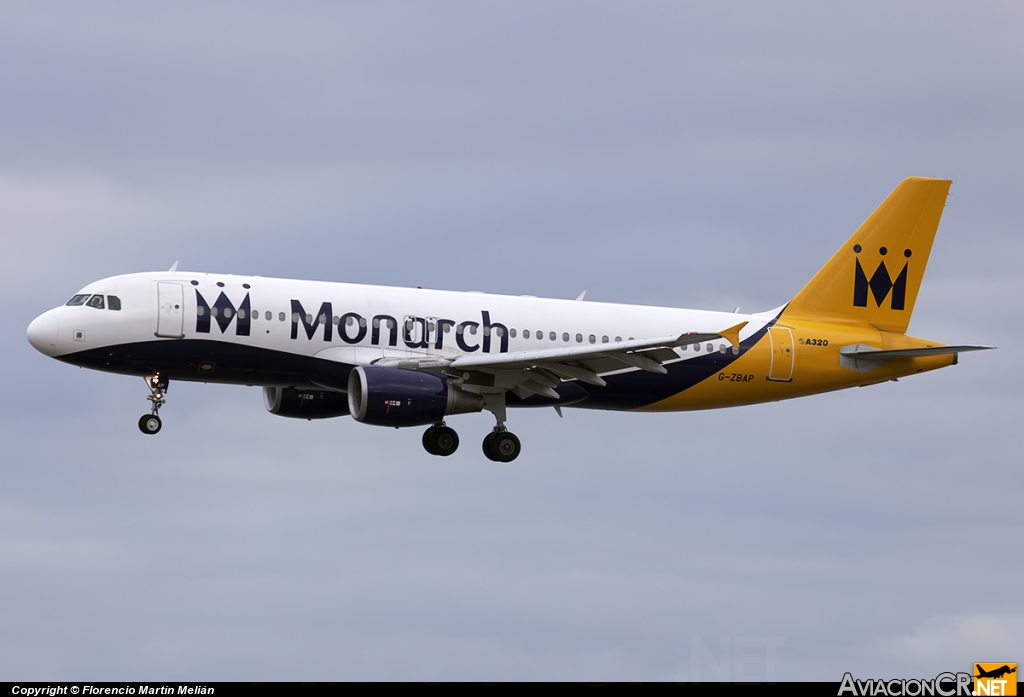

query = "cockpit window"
[86, 294, 105, 309]
[66, 294, 90, 306]
[107, 296, 121, 311]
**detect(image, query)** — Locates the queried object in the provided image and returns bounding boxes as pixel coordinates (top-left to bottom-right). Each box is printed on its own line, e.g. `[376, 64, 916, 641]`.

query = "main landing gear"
[138, 373, 168, 435]
[419, 393, 523, 462]
[481, 392, 521, 462]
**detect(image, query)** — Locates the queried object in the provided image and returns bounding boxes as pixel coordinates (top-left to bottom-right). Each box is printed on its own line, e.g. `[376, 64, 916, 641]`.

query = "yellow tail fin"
[783, 177, 951, 334]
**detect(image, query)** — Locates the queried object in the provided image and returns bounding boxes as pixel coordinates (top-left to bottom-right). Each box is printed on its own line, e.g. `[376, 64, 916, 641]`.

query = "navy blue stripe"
[56, 340, 352, 391]
[56, 313, 779, 410]
[569, 314, 779, 410]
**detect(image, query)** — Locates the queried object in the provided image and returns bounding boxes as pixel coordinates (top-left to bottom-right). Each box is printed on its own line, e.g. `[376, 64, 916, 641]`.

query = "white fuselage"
[28, 271, 770, 401]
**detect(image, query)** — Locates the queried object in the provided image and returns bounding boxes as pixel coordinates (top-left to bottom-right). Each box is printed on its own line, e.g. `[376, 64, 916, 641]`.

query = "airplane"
[975, 665, 1016, 680]
[26, 177, 991, 462]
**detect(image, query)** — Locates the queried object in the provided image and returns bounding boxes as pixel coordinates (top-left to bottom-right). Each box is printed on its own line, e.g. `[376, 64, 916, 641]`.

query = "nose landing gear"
[138, 373, 168, 435]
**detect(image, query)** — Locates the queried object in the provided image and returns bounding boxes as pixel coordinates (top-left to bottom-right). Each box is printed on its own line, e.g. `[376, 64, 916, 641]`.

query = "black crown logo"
[852, 245, 911, 310]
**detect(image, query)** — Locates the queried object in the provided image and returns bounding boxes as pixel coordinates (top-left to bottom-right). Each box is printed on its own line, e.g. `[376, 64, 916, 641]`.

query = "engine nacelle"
[263, 387, 350, 419]
[348, 365, 483, 427]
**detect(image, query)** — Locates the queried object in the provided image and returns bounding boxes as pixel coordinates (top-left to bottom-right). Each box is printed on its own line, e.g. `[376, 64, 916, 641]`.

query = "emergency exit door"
[156, 283, 185, 338]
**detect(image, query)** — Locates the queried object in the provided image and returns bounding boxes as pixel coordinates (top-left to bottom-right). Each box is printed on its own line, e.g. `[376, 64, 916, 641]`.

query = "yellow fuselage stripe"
[637, 318, 954, 412]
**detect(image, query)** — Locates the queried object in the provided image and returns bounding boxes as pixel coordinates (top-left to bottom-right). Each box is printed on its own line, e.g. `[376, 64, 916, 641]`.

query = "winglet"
[718, 321, 748, 348]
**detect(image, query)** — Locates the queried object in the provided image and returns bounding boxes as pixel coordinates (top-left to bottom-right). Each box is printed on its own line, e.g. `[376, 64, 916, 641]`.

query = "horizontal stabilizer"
[839, 344, 994, 372]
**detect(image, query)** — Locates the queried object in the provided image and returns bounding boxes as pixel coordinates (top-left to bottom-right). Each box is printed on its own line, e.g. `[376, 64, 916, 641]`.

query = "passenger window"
[549, 331, 556, 341]
[107, 296, 121, 311]
[265, 311, 271, 321]
[576, 333, 583, 343]
[523, 330, 530, 339]
[562, 332, 569, 342]
[279, 312, 285, 322]
[87, 294, 105, 309]
[510, 328, 517, 338]
[65, 294, 90, 306]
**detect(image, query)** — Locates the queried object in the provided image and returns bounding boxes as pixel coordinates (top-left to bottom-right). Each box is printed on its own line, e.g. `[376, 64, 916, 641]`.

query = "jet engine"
[348, 365, 483, 427]
[263, 387, 350, 419]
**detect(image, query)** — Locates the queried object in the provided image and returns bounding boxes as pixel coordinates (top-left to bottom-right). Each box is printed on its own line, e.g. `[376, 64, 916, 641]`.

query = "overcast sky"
[2, 1, 1022, 682]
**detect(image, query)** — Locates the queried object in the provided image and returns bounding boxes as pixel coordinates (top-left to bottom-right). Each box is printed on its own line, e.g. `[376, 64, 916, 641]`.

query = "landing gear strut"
[481, 392, 522, 462]
[138, 373, 168, 435]
[423, 422, 459, 456]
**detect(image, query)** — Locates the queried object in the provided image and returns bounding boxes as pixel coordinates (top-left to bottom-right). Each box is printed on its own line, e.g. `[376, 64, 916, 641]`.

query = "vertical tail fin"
[783, 177, 951, 334]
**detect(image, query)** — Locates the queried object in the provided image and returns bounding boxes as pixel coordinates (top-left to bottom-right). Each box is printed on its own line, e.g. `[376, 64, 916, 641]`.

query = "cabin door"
[156, 283, 185, 338]
[767, 326, 794, 382]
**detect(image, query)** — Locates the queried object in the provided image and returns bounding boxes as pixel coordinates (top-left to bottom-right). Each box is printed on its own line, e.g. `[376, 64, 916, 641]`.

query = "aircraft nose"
[27, 310, 60, 356]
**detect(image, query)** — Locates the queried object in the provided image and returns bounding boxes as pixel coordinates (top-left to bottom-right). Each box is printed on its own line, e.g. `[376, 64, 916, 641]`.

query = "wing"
[317, 321, 749, 400]
[438, 321, 748, 399]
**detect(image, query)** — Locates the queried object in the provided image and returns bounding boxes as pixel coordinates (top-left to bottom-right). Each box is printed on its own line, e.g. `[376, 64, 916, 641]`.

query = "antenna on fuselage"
[167, 261, 179, 272]
[575, 290, 586, 301]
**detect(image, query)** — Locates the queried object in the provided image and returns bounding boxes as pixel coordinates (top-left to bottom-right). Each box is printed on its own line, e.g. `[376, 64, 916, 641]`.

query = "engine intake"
[263, 387, 350, 419]
[348, 365, 483, 427]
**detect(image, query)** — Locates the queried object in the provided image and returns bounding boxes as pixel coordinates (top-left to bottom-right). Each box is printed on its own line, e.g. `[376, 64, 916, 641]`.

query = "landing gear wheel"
[138, 414, 162, 435]
[423, 425, 459, 456]
[482, 432, 497, 460]
[483, 431, 521, 462]
[422, 427, 439, 455]
[433, 426, 459, 456]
